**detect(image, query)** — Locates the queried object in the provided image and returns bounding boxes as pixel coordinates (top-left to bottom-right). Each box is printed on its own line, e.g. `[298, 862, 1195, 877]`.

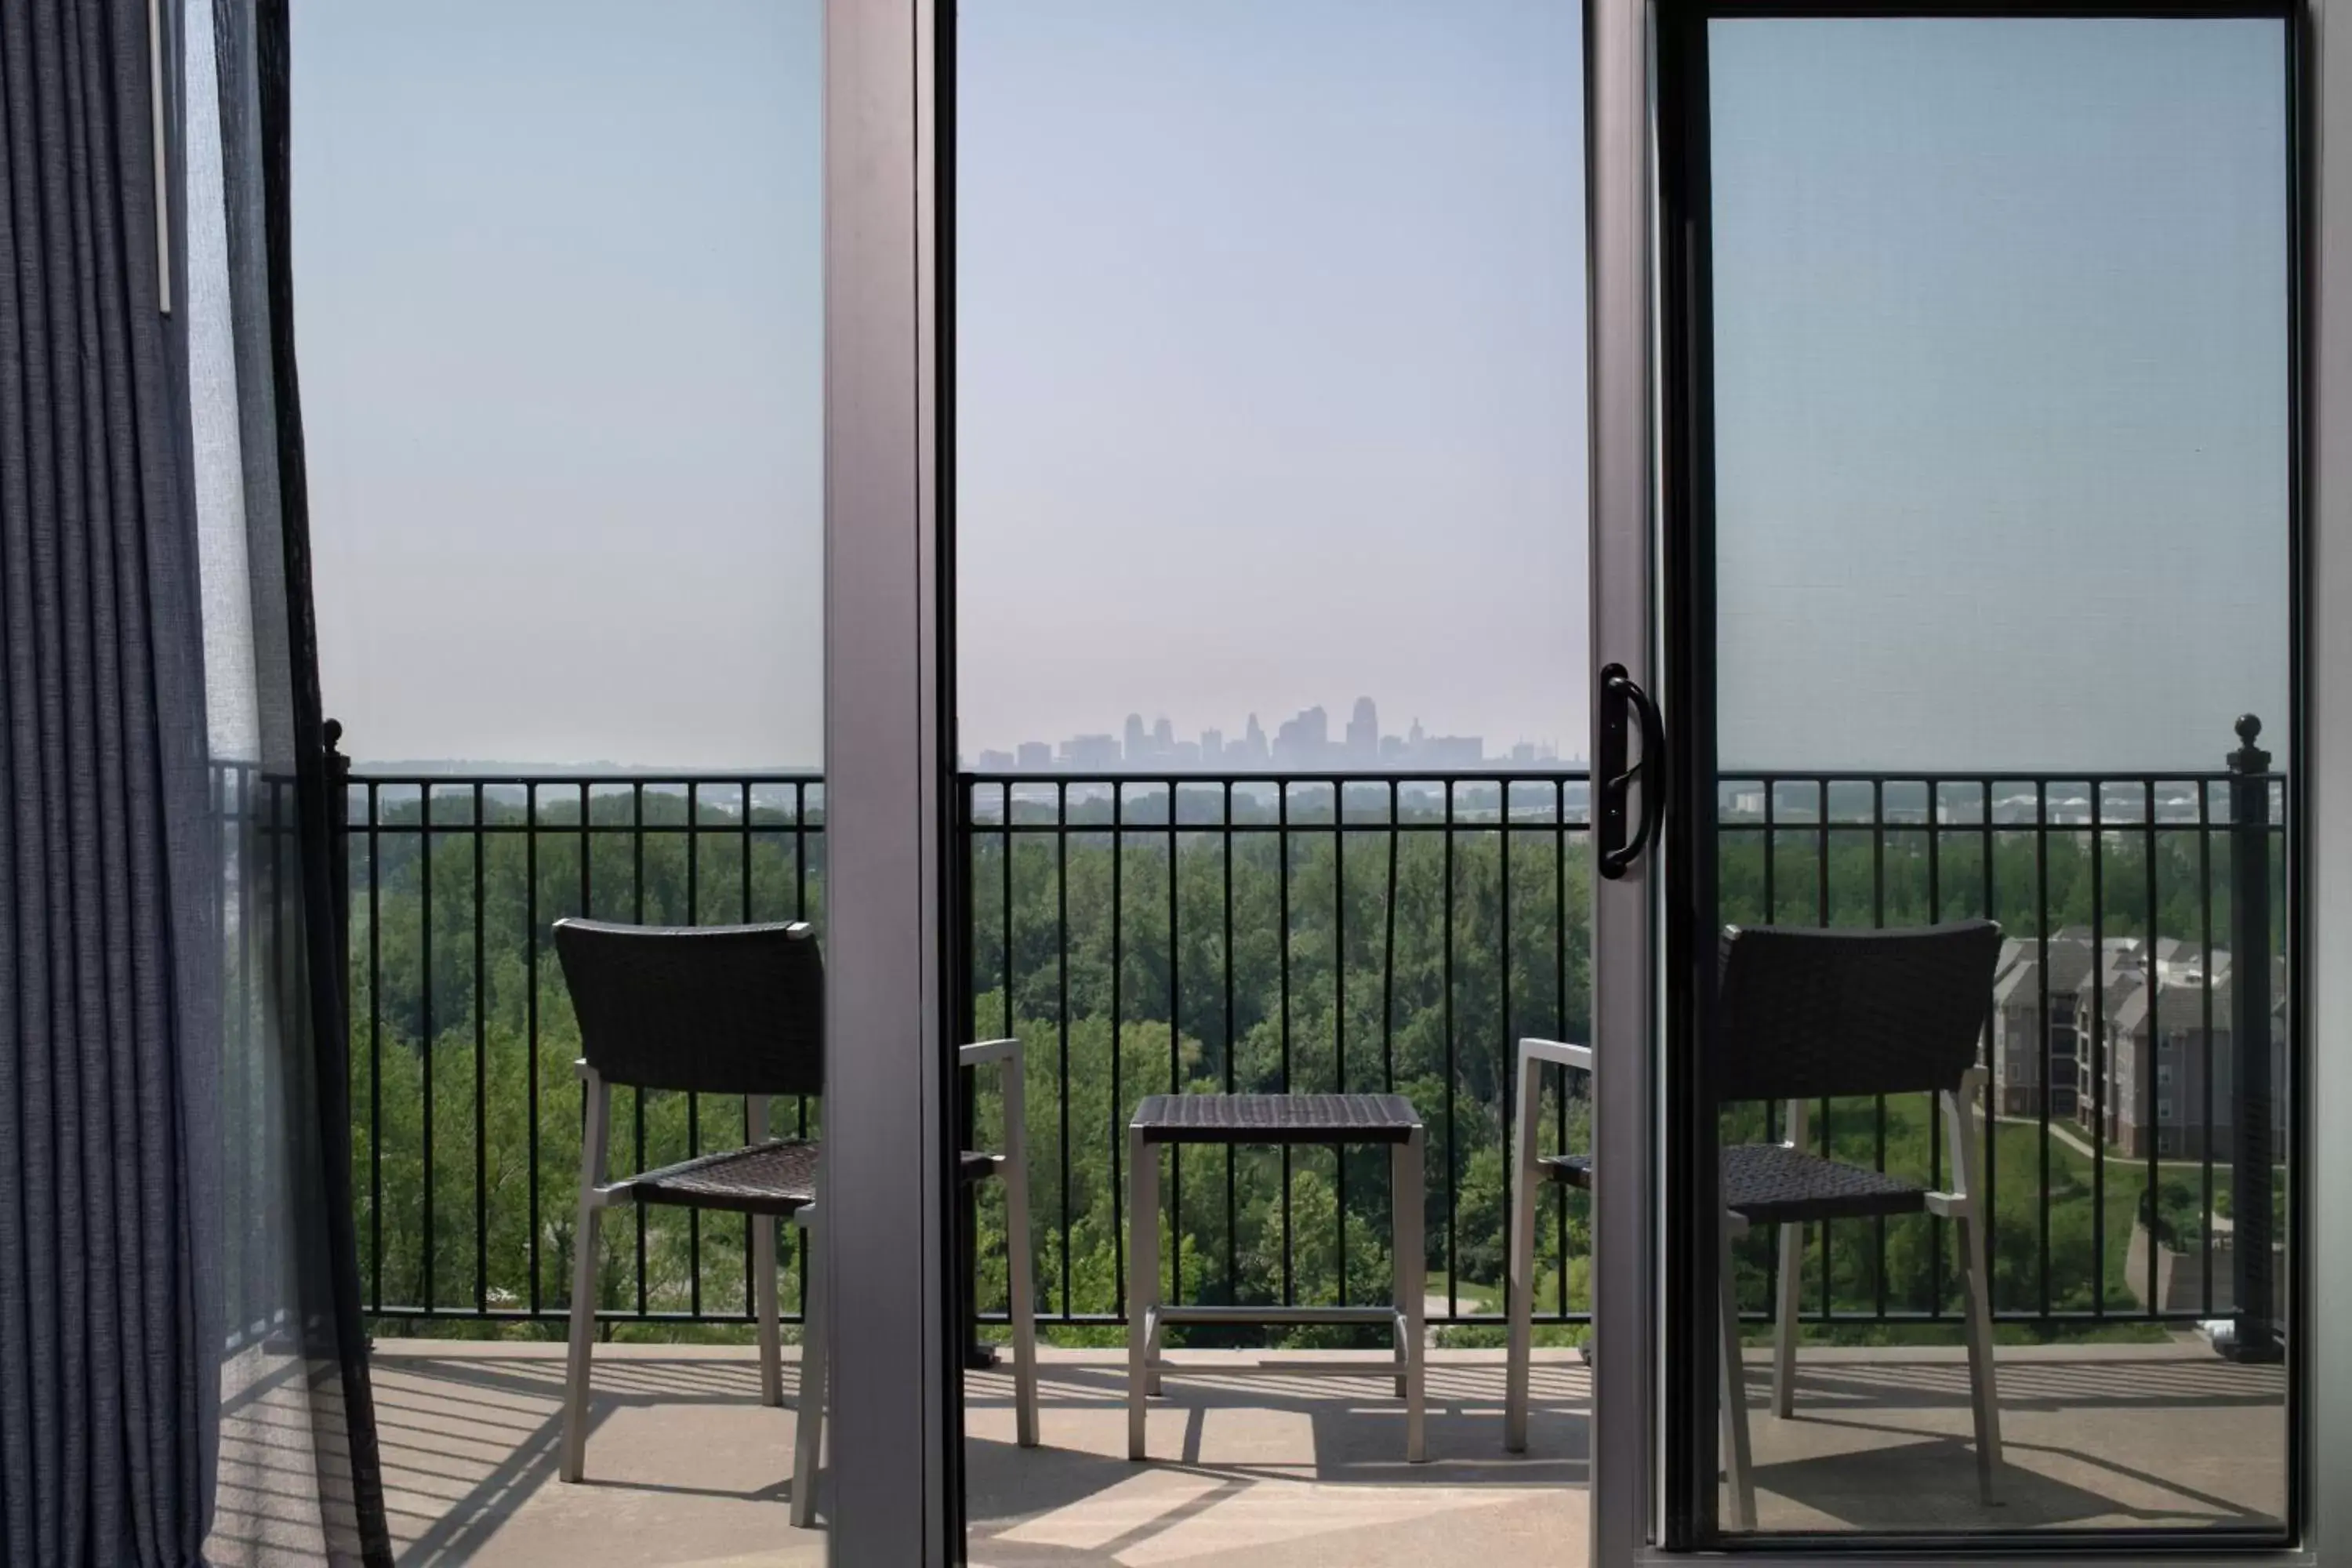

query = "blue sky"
[294, 5, 2288, 775]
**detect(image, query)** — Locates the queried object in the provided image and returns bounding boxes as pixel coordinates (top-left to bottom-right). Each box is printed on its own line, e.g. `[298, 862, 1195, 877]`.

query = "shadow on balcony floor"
[258, 1340, 2285, 1568]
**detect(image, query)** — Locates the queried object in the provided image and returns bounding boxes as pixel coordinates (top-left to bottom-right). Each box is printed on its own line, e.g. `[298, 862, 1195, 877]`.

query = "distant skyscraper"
[1244, 713, 1266, 756]
[1409, 717, 1425, 751]
[1124, 713, 1148, 764]
[1152, 715, 1174, 754]
[977, 748, 1016, 771]
[1347, 697, 1378, 764]
[1066, 733, 1121, 769]
[1273, 705, 1330, 768]
[1201, 728, 1224, 763]
[1016, 740, 1052, 771]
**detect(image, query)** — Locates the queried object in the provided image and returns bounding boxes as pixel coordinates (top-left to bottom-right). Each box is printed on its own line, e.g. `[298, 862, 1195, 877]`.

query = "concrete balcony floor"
[219, 1338, 2285, 1566]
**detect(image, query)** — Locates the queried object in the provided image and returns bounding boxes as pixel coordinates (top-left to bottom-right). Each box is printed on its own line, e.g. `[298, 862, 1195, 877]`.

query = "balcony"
[334, 1341, 2281, 1566]
[307, 757, 2290, 1559]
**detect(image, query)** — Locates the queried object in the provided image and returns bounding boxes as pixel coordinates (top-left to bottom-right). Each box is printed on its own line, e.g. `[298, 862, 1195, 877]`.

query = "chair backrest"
[554, 918, 823, 1098]
[1714, 920, 2002, 1104]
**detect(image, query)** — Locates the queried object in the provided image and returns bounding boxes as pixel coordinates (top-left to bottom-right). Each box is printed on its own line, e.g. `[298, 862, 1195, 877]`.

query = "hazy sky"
[1711, 18, 2289, 771]
[295, 0, 823, 768]
[295, 5, 2288, 775]
[956, 0, 1590, 757]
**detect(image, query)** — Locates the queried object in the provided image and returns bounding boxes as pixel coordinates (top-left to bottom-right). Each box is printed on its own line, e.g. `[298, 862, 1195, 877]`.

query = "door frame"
[1588, 0, 2339, 1561]
[822, 0, 960, 1560]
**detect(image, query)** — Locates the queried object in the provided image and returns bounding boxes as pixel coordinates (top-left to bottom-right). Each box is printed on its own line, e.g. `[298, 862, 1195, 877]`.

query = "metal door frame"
[1586, 0, 2342, 1561]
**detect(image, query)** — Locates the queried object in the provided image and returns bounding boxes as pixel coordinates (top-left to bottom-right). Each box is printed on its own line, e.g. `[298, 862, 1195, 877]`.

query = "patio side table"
[1126, 1092, 1428, 1462]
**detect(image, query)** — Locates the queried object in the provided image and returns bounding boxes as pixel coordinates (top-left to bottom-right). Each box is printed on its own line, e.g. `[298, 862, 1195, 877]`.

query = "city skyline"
[967, 694, 1575, 773]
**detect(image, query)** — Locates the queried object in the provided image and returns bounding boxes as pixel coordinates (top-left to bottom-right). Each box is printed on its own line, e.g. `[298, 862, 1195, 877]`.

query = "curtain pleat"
[0, 1, 212, 1563]
[0, 0, 388, 1563]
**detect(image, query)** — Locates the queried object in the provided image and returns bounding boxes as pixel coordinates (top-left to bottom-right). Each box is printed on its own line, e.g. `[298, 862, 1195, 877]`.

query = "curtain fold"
[0, 0, 388, 1562]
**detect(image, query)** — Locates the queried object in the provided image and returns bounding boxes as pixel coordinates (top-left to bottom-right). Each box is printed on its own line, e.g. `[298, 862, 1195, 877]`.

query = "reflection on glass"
[1705, 16, 2290, 1537]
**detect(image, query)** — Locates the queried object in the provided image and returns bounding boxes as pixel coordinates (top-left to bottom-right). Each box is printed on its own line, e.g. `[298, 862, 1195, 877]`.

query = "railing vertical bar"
[1927, 781, 1946, 1320]
[269, 779, 286, 1334]
[1873, 779, 1887, 1322]
[421, 785, 435, 1312]
[368, 780, 382, 1312]
[744, 782, 755, 1320]
[1555, 777, 1569, 1320]
[1443, 780, 1457, 1319]
[2146, 779, 2162, 1316]
[686, 783, 702, 1319]
[1170, 779, 1184, 1310]
[1336, 779, 1348, 1308]
[2201, 778, 2216, 1316]
[1979, 778, 1996, 1312]
[578, 783, 592, 1319]
[1058, 780, 1072, 1318]
[2091, 781, 2107, 1318]
[1817, 780, 1831, 1324]
[1385, 780, 1399, 1095]
[2035, 779, 2051, 1319]
[474, 782, 488, 1313]
[1764, 779, 1778, 1146]
[795, 782, 811, 1143]
[633, 783, 648, 1316]
[1112, 781, 1126, 1316]
[1278, 780, 1293, 1307]
[1223, 781, 1236, 1298]
[527, 783, 541, 1315]
[1498, 779, 1514, 1330]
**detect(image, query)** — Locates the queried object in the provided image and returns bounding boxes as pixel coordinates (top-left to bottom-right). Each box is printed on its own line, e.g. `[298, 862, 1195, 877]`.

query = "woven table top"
[1131, 1093, 1422, 1145]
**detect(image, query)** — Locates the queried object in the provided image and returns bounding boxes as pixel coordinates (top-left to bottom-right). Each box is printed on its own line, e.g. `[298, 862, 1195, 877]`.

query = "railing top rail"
[957, 767, 2267, 786]
[959, 768, 1588, 786]
[343, 768, 823, 786]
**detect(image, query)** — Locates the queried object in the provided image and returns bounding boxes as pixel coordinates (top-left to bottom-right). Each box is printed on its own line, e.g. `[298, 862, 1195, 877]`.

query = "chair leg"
[1396, 1130, 1427, 1465]
[791, 1205, 826, 1529]
[1719, 1214, 1757, 1532]
[1942, 1080, 2003, 1505]
[560, 1074, 610, 1485]
[1771, 1220, 1802, 1418]
[1127, 1125, 1157, 1461]
[1001, 1145, 1040, 1448]
[1958, 1203, 2002, 1504]
[1505, 1051, 1546, 1454]
[751, 1095, 782, 1407]
[755, 1215, 782, 1409]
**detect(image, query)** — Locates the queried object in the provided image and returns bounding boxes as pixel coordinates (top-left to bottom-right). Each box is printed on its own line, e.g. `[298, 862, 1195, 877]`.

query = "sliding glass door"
[1586, 2, 2306, 1555]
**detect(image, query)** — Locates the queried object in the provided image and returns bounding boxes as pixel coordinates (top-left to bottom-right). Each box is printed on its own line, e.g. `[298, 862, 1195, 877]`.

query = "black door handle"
[1596, 662, 1665, 880]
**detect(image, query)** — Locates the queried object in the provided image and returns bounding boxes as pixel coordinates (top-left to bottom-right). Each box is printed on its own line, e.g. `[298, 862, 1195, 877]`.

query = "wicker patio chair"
[1505, 921, 2005, 1530]
[551, 919, 1039, 1529]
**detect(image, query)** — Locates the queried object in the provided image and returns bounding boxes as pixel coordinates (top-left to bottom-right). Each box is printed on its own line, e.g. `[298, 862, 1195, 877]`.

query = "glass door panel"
[1663, 8, 2296, 1545]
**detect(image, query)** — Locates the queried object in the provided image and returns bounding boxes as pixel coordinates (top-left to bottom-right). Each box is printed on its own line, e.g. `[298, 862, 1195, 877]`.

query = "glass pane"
[956, 3, 1593, 1563]
[1701, 16, 2291, 1539]
[291, 2, 829, 1559]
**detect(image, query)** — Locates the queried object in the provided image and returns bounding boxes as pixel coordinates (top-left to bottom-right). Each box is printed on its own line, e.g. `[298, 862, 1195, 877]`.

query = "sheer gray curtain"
[0, 0, 387, 1563]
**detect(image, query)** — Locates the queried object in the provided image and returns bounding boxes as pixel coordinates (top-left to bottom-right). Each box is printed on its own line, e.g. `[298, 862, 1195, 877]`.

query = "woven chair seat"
[1131, 1092, 1421, 1145]
[626, 1140, 1002, 1216]
[1719, 1142, 1926, 1225]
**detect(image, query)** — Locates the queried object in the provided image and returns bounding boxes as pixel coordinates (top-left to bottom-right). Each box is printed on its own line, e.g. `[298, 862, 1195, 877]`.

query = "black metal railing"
[340, 768, 824, 1326]
[218, 760, 303, 1352]
[340, 728, 2286, 1341]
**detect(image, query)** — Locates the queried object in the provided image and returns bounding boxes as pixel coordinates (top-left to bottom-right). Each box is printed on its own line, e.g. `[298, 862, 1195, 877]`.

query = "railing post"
[2224, 714, 2281, 1363]
[325, 719, 353, 1045]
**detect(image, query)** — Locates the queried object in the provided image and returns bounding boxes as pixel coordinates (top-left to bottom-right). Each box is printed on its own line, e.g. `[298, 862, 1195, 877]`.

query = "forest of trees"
[333, 777, 2278, 1351]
